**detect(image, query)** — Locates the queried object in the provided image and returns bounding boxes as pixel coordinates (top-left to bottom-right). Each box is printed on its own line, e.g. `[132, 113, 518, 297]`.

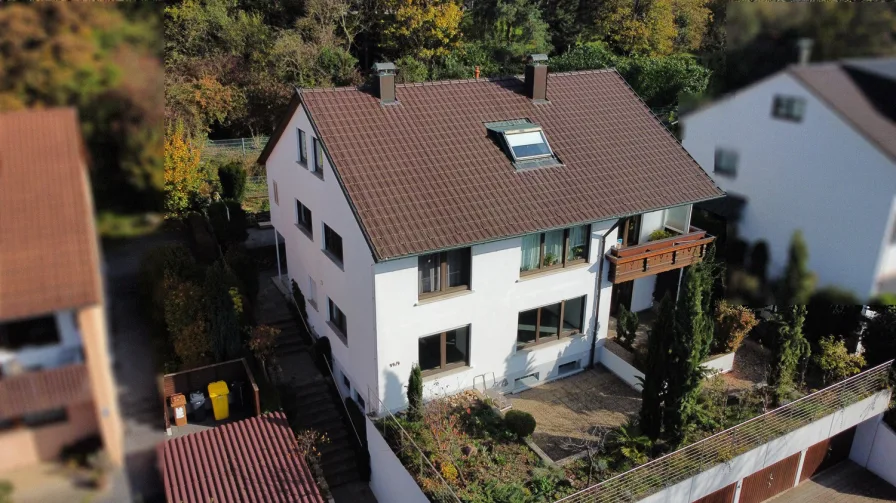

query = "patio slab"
[508, 366, 641, 461]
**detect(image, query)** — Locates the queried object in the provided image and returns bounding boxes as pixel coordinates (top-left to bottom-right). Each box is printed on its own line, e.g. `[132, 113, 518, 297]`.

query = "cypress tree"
[663, 248, 719, 444]
[776, 231, 815, 306]
[204, 261, 242, 362]
[639, 294, 675, 440]
[769, 305, 811, 404]
[407, 363, 424, 422]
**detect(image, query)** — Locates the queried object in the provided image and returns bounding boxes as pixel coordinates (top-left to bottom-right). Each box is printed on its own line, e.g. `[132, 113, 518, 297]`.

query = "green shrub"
[186, 211, 218, 262]
[483, 481, 531, 503]
[138, 244, 197, 326]
[713, 300, 758, 353]
[617, 305, 639, 349]
[224, 245, 259, 303]
[0, 480, 11, 503]
[207, 199, 248, 246]
[813, 336, 865, 385]
[870, 293, 896, 307]
[648, 229, 676, 241]
[217, 161, 247, 202]
[203, 261, 243, 362]
[407, 364, 424, 423]
[504, 410, 536, 439]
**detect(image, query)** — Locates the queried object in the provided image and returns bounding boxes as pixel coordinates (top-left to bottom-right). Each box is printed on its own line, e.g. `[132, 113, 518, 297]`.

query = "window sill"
[322, 249, 344, 271]
[311, 168, 324, 180]
[415, 289, 474, 306]
[517, 261, 590, 282]
[713, 169, 736, 178]
[296, 160, 308, 168]
[308, 299, 318, 312]
[327, 321, 348, 346]
[295, 224, 313, 240]
[515, 333, 586, 355]
[422, 365, 471, 382]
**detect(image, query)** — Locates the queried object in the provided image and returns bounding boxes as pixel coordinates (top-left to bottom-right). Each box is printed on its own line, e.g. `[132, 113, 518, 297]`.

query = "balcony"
[0, 363, 92, 420]
[606, 226, 715, 283]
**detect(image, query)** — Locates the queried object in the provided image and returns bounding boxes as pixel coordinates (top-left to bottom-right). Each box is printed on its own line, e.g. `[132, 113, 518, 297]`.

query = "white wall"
[373, 221, 619, 411]
[682, 72, 896, 299]
[851, 414, 896, 487]
[640, 388, 891, 503]
[0, 311, 83, 374]
[265, 103, 380, 411]
[630, 210, 665, 312]
[366, 416, 431, 503]
[598, 345, 644, 391]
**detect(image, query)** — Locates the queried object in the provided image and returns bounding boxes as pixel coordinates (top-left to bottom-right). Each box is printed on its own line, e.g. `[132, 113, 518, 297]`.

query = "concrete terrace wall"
[851, 413, 896, 487]
[366, 416, 430, 503]
[265, 104, 379, 410]
[373, 221, 619, 411]
[598, 344, 643, 391]
[638, 388, 891, 503]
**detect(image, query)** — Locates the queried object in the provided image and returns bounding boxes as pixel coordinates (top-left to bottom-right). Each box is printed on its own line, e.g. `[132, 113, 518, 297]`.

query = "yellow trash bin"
[208, 381, 230, 421]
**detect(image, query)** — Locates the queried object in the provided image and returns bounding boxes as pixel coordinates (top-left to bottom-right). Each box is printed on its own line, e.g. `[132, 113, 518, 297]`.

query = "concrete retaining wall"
[366, 416, 430, 503]
[850, 412, 896, 488]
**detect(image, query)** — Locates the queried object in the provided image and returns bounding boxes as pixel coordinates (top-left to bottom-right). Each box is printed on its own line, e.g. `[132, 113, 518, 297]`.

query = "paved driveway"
[772, 461, 896, 502]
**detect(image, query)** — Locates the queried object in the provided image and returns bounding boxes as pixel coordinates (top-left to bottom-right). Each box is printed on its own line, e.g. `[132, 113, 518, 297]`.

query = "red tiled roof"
[789, 61, 896, 163]
[0, 108, 102, 321]
[0, 363, 93, 420]
[160, 412, 326, 503]
[263, 70, 723, 260]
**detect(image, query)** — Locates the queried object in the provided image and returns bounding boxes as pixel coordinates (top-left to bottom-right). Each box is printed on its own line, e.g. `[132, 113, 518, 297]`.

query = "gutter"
[589, 220, 622, 369]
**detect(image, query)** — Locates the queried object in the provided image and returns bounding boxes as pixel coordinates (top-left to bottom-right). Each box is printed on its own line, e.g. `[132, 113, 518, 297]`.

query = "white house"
[681, 57, 896, 299]
[258, 56, 723, 412]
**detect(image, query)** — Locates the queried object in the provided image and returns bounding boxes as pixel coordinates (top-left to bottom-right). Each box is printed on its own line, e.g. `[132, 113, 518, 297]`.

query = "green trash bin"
[208, 381, 230, 420]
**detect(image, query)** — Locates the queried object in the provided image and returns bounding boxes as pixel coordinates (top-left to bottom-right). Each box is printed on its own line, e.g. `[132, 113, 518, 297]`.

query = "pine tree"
[769, 305, 811, 404]
[663, 248, 718, 444]
[776, 231, 815, 306]
[407, 363, 424, 422]
[639, 294, 675, 440]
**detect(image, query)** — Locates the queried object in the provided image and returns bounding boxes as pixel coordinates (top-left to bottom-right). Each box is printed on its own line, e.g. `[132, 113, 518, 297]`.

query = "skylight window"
[506, 130, 552, 160]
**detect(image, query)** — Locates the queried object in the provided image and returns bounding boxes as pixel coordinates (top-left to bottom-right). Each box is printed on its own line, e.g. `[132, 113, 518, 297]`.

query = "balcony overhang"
[0, 363, 91, 420]
[606, 227, 715, 284]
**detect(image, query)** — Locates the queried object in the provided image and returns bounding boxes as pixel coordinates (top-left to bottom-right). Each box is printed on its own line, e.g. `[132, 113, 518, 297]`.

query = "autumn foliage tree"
[249, 325, 281, 377]
[164, 123, 204, 216]
[380, 0, 464, 63]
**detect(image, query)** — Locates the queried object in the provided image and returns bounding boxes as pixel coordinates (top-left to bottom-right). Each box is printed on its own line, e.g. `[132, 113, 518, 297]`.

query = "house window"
[23, 408, 68, 428]
[295, 199, 313, 234]
[772, 95, 806, 122]
[418, 326, 470, 376]
[308, 276, 318, 310]
[517, 296, 586, 349]
[323, 224, 343, 264]
[418, 248, 471, 298]
[0, 316, 59, 350]
[297, 128, 307, 164]
[355, 393, 366, 411]
[520, 225, 590, 275]
[328, 298, 347, 340]
[313, 137, 324, 174]
[714, 148, 738, 177]
[342, 372, 351, 391]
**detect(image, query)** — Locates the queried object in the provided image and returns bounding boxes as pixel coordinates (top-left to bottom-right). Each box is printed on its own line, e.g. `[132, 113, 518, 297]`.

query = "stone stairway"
[257, 276, 365, 495]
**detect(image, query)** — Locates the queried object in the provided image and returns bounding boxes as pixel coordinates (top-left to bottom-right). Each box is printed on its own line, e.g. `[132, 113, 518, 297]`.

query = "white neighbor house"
[259, 56, 723, 412]
[681, 58, 896, 299]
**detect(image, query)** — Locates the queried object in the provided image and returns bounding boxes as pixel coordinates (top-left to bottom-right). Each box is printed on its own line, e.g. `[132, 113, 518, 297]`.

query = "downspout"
[589, 220, 622, 369]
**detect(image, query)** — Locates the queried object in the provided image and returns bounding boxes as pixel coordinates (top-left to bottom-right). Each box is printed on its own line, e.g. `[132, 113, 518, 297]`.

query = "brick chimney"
[525, 54, 549, 103]
[372, 62, 397, 104]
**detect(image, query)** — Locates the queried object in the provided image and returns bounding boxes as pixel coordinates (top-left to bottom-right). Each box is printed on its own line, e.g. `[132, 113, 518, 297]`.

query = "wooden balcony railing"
[606, 226, 715, 284]
[0, 363, 91, 420]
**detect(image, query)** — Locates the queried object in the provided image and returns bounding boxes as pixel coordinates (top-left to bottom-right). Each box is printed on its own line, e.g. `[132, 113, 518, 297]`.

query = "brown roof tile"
[160, 412, 325, 503]
[0, 108, 101, 320]
[266, 70, 723, 260]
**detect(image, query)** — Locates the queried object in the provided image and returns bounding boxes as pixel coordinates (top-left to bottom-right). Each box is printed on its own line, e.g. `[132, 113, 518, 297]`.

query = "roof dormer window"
[485, 119, 558, 168]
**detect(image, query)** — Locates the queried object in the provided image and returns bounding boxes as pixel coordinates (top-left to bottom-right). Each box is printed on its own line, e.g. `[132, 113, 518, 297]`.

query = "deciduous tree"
[164, 123, 205, 216]
[380, 0, 463, 63]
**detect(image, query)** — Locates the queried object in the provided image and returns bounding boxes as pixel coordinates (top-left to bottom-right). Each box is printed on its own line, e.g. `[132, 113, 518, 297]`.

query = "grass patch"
[96, 211, 163, 239]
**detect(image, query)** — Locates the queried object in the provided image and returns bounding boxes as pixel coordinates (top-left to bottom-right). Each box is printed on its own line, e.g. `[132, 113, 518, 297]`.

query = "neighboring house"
[258, 56, 723, 412]
[681, 58, 896, 299]
[0, 109, 123, 472]
[159, 412, 325, 503]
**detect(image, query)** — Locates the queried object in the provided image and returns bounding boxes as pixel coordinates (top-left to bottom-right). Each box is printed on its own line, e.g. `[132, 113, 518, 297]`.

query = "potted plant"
[543, 253, 558, 266]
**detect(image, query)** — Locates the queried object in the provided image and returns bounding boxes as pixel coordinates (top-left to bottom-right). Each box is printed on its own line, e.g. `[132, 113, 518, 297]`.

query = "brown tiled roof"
[0, 363, 92, 420]
[160, 412, 325, 503]
[0, 108, 102, 321]
[264, 70, 723, 260]
[789, 61, 896, 163]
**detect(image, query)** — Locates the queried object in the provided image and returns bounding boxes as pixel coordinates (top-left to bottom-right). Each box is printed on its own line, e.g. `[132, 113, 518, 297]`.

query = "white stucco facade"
[681, 71, 896, 299]
[266, 102, 706, 413]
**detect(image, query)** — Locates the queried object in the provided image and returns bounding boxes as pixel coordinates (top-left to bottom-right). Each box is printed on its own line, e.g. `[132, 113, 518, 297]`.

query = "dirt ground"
[509, 367, 641, 461]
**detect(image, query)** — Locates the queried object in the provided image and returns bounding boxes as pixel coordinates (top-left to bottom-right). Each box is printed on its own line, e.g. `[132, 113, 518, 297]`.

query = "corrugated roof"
[0, 363, 92, 420]
[789, 60, 896, 163]
[0, 108, 102, 321]
[160, 412, 325, 503]
[263, 70, 724, 261]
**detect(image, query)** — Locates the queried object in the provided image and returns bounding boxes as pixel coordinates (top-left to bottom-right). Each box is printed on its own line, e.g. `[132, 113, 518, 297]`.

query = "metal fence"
[555, 360, 893, 503]
[368, 389, 462, 503]
[203, 136, 270, 160]
[245, 176, 268, 199]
